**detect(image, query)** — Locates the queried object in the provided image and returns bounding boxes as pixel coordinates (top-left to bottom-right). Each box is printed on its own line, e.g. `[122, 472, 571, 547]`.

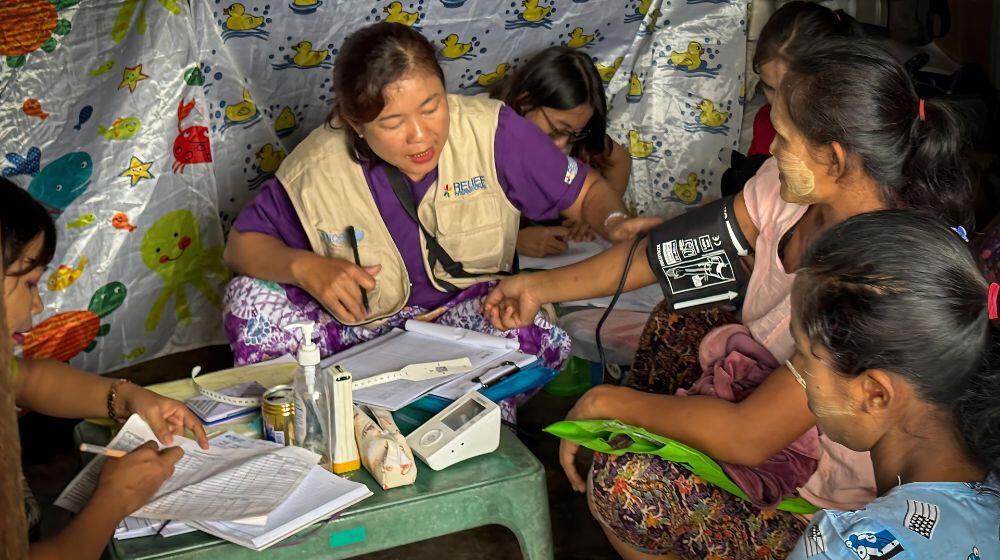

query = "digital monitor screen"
[442, 399, 486, 430]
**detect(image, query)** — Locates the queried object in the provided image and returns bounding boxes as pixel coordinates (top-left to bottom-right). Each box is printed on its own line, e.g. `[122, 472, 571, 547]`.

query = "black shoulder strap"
[383, 165, 517, 292]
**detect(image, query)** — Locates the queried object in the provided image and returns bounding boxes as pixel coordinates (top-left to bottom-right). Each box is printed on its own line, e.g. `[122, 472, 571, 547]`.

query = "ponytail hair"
[794, 210, 999, 471]
[781, 39, 974, 229]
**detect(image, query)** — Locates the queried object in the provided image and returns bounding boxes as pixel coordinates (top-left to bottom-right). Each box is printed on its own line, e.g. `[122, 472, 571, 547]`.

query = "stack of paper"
[185, 380, 267, 425]
[72, 420, 372, 550]
[57, 416, 318, 521]
[191, 465, 371, 550]
[115, 517, 195, 540]
[322, 321, 537, 410]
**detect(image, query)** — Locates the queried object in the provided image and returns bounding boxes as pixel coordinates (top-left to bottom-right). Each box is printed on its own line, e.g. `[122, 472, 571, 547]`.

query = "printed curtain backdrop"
[0, 0, 748, 373]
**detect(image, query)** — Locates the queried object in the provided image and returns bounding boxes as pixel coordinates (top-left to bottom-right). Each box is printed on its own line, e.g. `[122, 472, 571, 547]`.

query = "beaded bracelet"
[107, 378, 131, 423]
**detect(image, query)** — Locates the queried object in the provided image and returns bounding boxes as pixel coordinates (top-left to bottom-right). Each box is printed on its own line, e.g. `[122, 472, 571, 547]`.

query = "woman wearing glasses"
[491, 46, 632, 257]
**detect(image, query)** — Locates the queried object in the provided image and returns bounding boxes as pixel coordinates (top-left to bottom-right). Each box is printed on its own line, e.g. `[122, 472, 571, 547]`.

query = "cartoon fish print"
[22, 99, 49, 120]
[67, 213, 97, 229]
[172, 99, 212, 173]
[47, 256, 89, 291]
[27, 152, 93, 217]
[99, 116, 141, 140]
[2, 146, 42, 178]
[89, 60, 115, 76]
[111, 211, 137, 232]
[73, 105, 93, 130]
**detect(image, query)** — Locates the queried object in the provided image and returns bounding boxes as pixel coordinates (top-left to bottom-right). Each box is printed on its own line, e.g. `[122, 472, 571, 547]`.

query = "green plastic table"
[74, 420, 553, 560]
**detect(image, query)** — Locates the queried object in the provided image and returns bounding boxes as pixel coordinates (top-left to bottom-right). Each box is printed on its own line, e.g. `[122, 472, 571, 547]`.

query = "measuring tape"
[190, 366, 263, 407]
[351, 358, 472, 390]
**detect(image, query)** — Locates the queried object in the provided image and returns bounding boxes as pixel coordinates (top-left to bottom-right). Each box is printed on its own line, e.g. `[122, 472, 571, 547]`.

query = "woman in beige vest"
[221, 23, 660, 381]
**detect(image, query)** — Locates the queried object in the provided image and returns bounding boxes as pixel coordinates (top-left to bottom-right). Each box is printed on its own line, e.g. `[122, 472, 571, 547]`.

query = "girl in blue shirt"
[787, 210, 1000, 559]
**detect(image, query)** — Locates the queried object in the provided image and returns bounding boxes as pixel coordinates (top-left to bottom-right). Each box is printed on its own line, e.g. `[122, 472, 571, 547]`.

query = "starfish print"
[120, 155, 154, 186]
[119, 64, 150, 93]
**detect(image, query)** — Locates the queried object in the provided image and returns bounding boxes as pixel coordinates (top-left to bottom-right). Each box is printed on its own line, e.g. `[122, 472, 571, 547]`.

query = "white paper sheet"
[403, 320, 520, 351]
[518, 240, 610, 270]
[56, 416, 319, 521]
[322, 328, 512, 410]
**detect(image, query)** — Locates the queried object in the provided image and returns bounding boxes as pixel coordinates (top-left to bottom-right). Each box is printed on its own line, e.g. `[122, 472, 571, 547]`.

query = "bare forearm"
[527, 238, 657, 304]
[223, 230, 313, 286]
[562, 171, 627, 239]
[582, 369, 817, 466]
[29, 499, 121, 560]
[15, 359, 112, 418]
[592, 385, 760, 464]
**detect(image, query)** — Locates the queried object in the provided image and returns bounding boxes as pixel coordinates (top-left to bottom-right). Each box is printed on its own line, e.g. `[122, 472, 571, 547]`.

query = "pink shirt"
[724, 158, 877, 510]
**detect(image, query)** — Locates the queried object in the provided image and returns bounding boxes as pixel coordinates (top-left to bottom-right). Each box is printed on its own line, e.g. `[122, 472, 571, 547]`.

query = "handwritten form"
[56, 415, 319, 521]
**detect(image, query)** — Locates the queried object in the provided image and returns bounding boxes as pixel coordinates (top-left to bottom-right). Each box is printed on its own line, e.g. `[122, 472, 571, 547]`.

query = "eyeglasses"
[539, 108, 590, 143]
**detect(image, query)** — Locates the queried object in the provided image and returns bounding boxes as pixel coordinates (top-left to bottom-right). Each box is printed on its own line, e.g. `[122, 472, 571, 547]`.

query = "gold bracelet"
[107, 379, 131, 423]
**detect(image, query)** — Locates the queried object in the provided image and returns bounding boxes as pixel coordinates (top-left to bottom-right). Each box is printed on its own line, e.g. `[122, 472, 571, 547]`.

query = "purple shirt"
[233, 106, 589, 309]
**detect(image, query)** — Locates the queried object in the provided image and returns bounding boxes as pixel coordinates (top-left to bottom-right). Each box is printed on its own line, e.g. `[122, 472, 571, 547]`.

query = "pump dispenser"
[287, 322, 332, 468]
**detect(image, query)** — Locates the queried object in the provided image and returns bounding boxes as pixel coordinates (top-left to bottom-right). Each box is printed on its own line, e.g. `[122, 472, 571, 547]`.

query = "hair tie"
[918, 98, 926, 121]
[951, 225, 969, 242]
[989, 282, 999, 320]
[833, 11, 842, 22]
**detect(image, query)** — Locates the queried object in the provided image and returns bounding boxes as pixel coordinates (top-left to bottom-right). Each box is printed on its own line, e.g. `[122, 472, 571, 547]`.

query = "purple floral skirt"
[222, 276, 571, 418]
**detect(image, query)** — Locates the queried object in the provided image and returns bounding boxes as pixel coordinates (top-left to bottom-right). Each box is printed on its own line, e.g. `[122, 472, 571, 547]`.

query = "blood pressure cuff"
[646, 196, 751, 311]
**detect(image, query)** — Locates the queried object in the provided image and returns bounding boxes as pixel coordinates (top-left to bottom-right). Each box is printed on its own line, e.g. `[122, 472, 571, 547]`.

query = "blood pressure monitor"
[406, 391, 501, 470]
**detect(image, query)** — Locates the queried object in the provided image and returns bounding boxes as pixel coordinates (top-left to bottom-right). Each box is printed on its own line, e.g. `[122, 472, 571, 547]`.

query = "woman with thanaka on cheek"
[482, 38, 975, 558]
[786, 210, 999, 559]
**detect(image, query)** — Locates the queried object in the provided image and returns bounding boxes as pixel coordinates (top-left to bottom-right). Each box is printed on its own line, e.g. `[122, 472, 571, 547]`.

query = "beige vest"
[280, 94, 520, 325]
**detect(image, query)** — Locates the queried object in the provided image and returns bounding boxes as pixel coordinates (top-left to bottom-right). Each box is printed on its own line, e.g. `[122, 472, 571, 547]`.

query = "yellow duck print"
[566, 27, 595, 49]
[521, 0, 552, 22]
[292, 41, 329, 67]
[477, 63, 509, 87]
[628, 73, 643, 97]
[627, 130, 654, 159]
[673, 173, 700, 204]
[222, 3, 264, 31]
[440, 34, 472, 59]
[256, 144, 287, 174]
[47, 256, 89, 292]
[275, 106, 296, 133]
[596, 57, 623, 83]
[383, 2, 419, 26]
[698, 99, 729, 127]
[670, 42, 704, 71]
[225, 88, 258, 123]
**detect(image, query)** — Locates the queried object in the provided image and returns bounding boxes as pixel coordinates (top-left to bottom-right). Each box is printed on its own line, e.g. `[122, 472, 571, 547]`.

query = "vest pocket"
[318, 232, 408, 321]
[432, 192, 504, 272]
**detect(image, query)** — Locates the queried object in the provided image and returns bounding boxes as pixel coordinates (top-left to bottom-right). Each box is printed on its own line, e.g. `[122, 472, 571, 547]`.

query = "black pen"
[346, 225, 369, 313]
[475, 360, 520, 388]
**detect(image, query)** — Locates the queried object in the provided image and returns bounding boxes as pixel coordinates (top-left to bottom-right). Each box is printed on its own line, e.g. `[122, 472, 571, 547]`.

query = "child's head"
[753, 1, 854, 104]
[1, 178, 56, 339]
[491, 46, 608, 157]
[791, 210, 999, 471]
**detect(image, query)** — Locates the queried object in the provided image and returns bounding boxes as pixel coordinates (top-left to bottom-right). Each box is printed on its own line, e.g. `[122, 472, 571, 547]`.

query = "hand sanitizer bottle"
[287, 322, 332, 469]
